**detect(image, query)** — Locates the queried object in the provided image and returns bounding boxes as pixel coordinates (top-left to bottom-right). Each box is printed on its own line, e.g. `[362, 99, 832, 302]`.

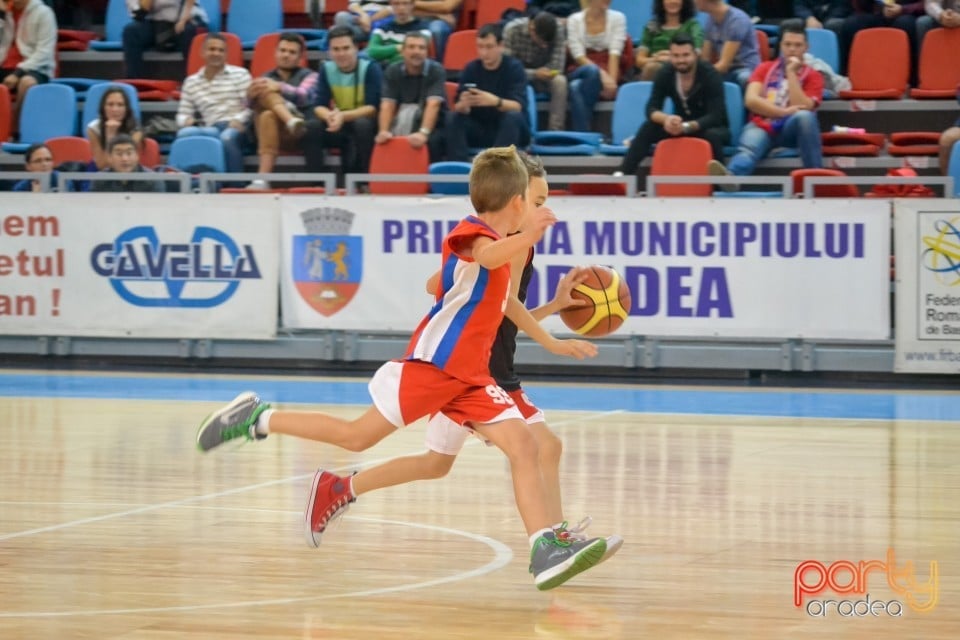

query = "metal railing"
[646, 175, 794, 197]
[802, 175, 956, 199]
[57, 171, 191, 192]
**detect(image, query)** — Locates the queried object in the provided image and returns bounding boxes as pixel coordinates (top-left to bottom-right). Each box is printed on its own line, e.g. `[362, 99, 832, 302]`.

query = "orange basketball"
[559, 266, 631, 337]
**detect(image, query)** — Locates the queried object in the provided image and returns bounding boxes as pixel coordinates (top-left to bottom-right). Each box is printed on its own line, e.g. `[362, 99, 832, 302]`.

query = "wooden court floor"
[1, 382, 958, 639]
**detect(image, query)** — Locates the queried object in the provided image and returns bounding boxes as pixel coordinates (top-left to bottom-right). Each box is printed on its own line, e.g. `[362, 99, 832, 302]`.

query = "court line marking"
[0, 410, 622, 544]
[0, 514, 514, 618]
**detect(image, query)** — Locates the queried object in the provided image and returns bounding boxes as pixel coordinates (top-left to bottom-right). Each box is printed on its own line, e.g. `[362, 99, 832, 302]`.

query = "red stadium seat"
[910, 28, 960, 99]
[650, 137, 713, 197]
[838, 28, 909, 100]
[250, 32, 310, 78]
[46, 136, 93, 165]
[475, 0, 525, 27]
[0, 84, 10, 142]
[369, 137, 430, 195]
[791, 168, 859, 198]
[442, 29, 477, 72]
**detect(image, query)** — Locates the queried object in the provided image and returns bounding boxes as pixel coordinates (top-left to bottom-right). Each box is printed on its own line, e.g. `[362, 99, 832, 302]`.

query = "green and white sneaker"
[530, 530, 607, 591]
[196, 392, 270, 452]
[556, 516, 624, 565]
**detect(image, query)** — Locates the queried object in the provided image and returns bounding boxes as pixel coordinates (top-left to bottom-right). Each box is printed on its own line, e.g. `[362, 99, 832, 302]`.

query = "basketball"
[559, 266, 631, 337]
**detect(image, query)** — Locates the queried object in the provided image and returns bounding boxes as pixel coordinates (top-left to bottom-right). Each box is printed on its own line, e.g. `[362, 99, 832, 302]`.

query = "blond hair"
[469, 146, 528, 213]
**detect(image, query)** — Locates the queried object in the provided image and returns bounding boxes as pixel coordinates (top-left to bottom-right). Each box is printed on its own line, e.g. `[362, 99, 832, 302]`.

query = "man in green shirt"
[366, 0, 431, 66]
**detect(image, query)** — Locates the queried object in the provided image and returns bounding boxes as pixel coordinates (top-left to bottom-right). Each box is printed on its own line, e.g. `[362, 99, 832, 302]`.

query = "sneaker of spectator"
[0, 0, 57, 127]
[247, 33, 317, 178]
[175, 33, 253, 173]
[503, 12, 568, 131]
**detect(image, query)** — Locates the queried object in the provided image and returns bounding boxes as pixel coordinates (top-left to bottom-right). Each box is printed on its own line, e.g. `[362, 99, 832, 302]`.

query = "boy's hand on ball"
[547, 337, 598, 360]
[553, 267, 590, 308]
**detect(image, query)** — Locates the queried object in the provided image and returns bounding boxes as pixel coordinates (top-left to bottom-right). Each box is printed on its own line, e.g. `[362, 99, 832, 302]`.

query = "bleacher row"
[4, 0, 960, 190]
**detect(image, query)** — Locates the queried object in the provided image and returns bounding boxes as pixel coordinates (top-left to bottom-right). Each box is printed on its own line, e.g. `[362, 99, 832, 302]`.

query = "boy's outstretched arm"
[472, 208, 556, 270]
[505, 296, 597, 360]
[529, 266, 590, 322]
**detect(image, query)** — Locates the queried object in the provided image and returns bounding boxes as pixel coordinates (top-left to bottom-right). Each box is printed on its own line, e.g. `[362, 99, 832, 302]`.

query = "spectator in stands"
[245, 33, 317, 190]
[617, 33, 728, 178]
[411, 0, 463, 62]
[708, 21, 823, 189]
[86, 86, 143, 170]
[175, 33, 252, 174]
[334, 1, 392, 42]
[91, 133, 165, 192]
[504, 12, 568, 131]
[367, 0, 431, 66]
[697, 0, 760, 89]
[730, 0, 795, 29]
[0, 0, 57, 124]
[918, 0, 960, 46]
[794, 0, 851, 34]
[566, 0, 628, 131]
[839, 0, 924, 78]
[636, 0, 704, 81]
[12, 141, 54, 191]
[376, 31, 446, 162]
[445, 23, 529, 161]
[527, 0, 582, 18]
[122, 0, 208, 78]
[938, 87, 960, 175]
[301, 26, 382, 182]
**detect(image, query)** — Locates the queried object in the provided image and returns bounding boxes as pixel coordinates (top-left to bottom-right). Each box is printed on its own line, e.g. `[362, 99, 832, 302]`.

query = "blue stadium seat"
[2, 84, 78, 153]
[89, 0, 131, 51]
[196, 0, 221, 32]
[168, 136, 226, 173]
[81, 83, 142, 132]
[428, 161, 472, 195]
[723, 81, 745, 156]
[806, 28, 839, 73]
[531, 131, 602, 156]
[611, 0, 652, 44]
[228, 0, 283, 49]
[600, 81, 652, 156]
[948, 142, 960, 197]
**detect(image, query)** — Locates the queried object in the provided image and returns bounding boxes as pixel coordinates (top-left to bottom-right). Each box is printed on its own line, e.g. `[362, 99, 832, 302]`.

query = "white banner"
[280, 197, 890, 339]
[894, 200, 960, 373]
[0, 194, 279, 339]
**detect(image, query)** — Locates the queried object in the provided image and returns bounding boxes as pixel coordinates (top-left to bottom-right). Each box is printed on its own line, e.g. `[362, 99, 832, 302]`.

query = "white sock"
[529, 527, 553, 548]
[255, 409, 273, 436]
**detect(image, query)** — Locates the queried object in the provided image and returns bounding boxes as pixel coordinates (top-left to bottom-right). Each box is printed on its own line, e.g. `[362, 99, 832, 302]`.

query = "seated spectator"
[246, 34, 317, 189]
[445, 23, 529, 161]
[122, 0, 208, 78]
[918, 0, 960, 46]
[566, 0, 628, 132]
[301, 26, 382, 182]
[367, 0, 431, 66]
[618, 33, 728, 179]
[376, 32, 446, 162]
[526, 0, 582, 18]
[794, 0, 851, 33]
[412, 0, 463, 62]
[730, 0, 795, 28]
[175, 33, 252, 173]
[839, 0, 924, 79]
[938, 86, 960, 175]
[333, 1, 392, 42]
[86, 86, 143, 169]
[12, 141, 55, 191]
[504, 12, 568, 131]
[708, 21, 823, 188]
[0, 0, 57, 124]
[698, 0, 760, 89]
[91, 133, 165, 192]
[635, 0, 704, 81]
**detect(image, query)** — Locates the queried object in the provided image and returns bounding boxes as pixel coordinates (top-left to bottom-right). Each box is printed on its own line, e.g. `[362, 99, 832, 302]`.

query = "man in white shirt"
[175, 33, 251, 173]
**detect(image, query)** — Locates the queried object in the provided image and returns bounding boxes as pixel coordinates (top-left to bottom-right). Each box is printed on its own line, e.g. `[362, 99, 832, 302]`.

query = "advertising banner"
[280, 197, 890, 340]
[0, 194, 279, 339]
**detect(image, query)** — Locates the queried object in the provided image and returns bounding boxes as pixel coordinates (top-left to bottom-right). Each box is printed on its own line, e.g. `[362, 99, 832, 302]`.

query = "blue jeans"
[728, 111, 822, 176]
[723, 67, 753, 91]
[177, 122, 246, 173]
[568, 64, 601, 132]
[426, 19, 452, 62]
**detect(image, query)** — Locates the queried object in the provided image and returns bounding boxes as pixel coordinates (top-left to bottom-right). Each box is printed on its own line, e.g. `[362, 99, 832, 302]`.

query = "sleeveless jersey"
[488, 244, 534, 391]
[404, 216, 511, 385]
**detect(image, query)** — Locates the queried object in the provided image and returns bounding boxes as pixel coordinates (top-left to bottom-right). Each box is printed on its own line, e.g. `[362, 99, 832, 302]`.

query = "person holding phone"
[445, 24, 530, 162]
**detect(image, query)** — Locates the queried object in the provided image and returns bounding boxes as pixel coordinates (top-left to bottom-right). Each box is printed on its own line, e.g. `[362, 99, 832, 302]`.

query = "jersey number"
[485, 385, 515, 405]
